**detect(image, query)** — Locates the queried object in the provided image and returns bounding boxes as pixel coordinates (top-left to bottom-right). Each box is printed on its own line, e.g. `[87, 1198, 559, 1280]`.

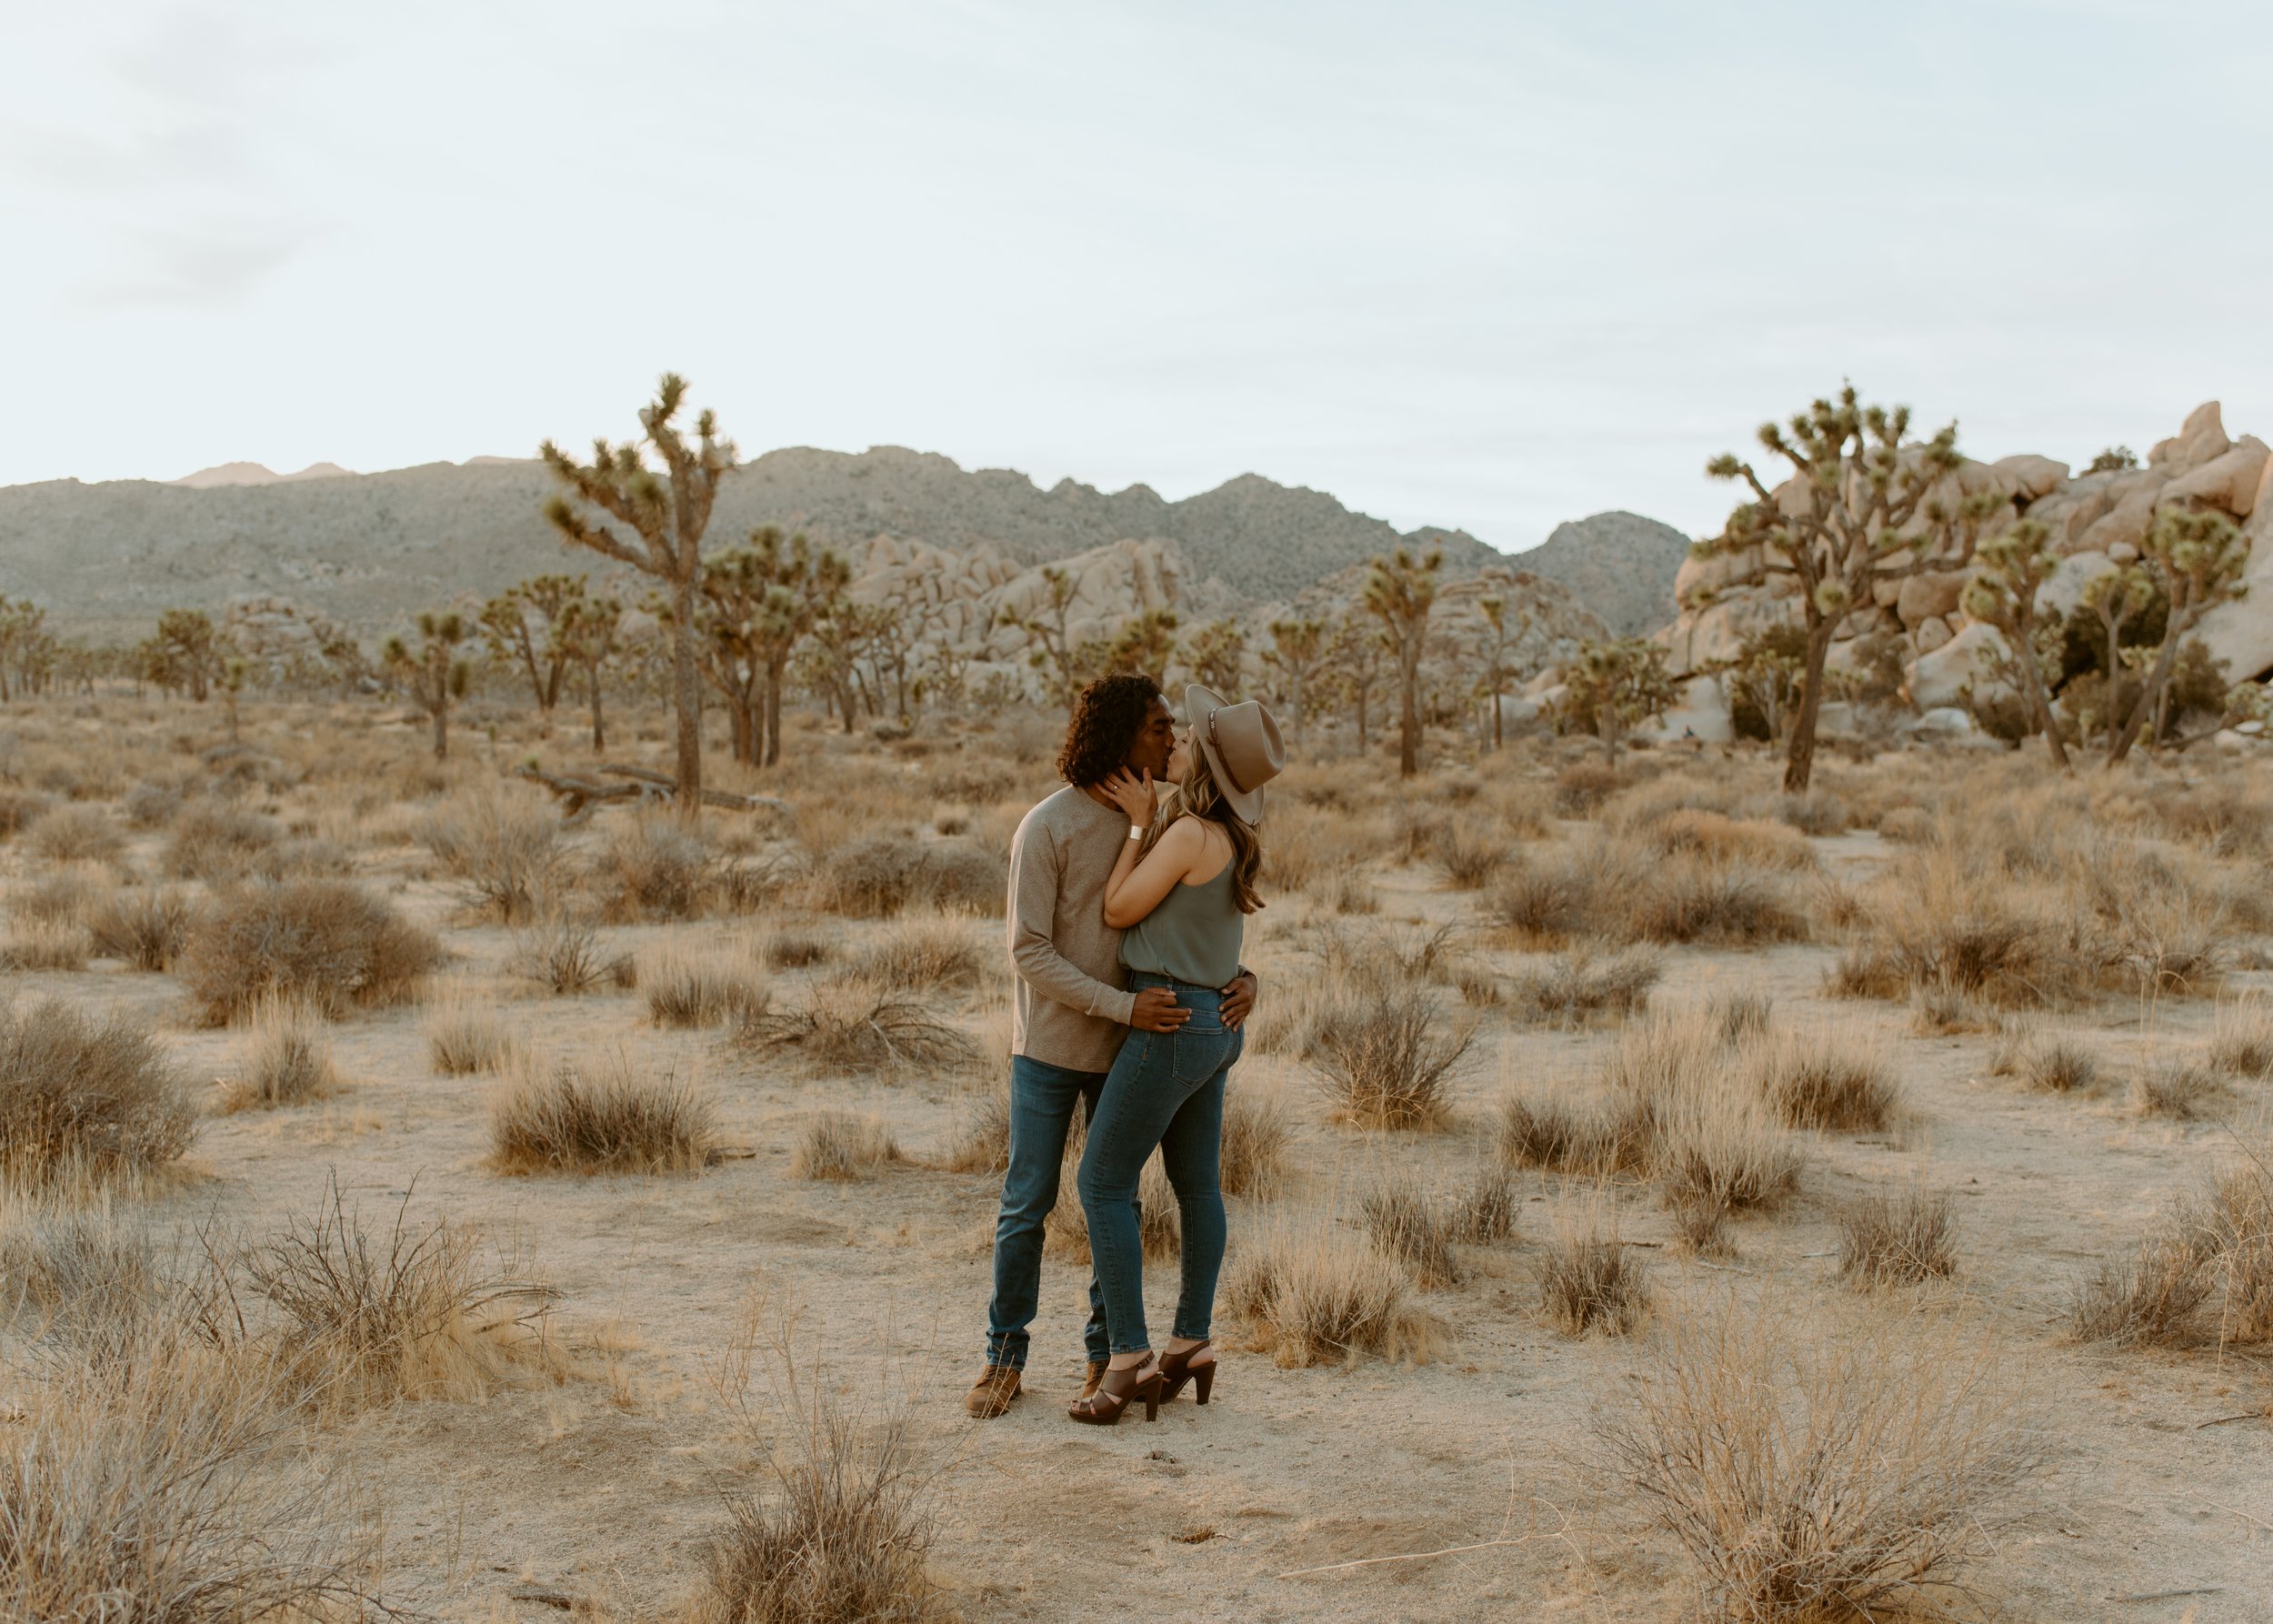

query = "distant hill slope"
[1508, 511, 1693, 637]
[0, 446, 1518, 637]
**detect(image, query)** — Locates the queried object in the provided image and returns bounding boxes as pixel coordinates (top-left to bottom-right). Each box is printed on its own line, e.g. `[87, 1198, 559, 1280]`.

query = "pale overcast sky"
[3, 1, 2268, 549]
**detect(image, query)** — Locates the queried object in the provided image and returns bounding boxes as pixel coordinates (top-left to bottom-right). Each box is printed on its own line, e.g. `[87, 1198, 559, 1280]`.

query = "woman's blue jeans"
[1077, 973, 1240, 1356]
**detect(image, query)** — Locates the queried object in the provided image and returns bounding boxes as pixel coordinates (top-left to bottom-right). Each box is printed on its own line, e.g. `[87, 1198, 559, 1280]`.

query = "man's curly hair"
[1057, 672, 1164, 787]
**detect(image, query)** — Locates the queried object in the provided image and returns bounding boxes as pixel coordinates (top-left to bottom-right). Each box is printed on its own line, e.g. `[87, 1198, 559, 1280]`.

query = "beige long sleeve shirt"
[1006, 786, 1136, 1072]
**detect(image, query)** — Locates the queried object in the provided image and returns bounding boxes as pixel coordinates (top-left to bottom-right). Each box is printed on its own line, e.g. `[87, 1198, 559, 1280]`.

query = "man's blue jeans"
[984, 1055, 1112, 1371]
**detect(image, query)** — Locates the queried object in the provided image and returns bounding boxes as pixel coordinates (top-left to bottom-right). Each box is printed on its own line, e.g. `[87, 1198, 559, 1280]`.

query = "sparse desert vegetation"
[3, 680, 2270, 1621]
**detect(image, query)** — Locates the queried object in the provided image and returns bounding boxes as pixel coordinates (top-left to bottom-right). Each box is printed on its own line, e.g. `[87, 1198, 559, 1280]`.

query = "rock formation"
[1658, 400, 2273, 733]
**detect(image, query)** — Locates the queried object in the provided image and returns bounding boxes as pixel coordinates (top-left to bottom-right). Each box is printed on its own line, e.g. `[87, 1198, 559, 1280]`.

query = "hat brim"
[1185, 683, 1267, 825]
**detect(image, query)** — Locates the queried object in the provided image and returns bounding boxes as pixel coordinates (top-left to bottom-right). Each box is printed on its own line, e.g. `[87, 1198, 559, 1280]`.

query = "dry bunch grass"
[740, 980, 977, 1075]
[1427, 815, 1512, 889]
[852, 917, 991, 994]
[1498, 1088, 1653, 1176]
[763, 927, 837, 969]
[510, 911, 633, 996]
[85, 886, 193, 972]
[1837, 1187, 1958, 1288]
[2129, 1059, 2224, 1121]
[221, 997, 344, 1112]
[1509, 948, 1662, 1027]
[1751, 1028, 1901, 1133]
[936, 1088, 1009, 1175]
[240, 1174, 560, 1406]
[791, 1112, 902, 1181]
[0, 999, 195, 1190]
[0, 919, 91, 971]
[1218, 1085, 1293, 1198]
[1601, 1296, 2035, 1622]
[1309, 981, 1475, 1130]
[26, 803, 125, 866]
[700, 1291, 944, 1624]
[414, 786, 561, 921]
[1988, 1027, 2098, 1093]
[596, 816, 716, 920]
[1360, 1175, 1462, 1288]
[180, 879, 439, 1023]
[1711, 991, 1774, 1044]
[816, 835, 1005, 919]
[2068, 1146, 2273, 1349]
[1489, 836, 1807, 950]
[1539, 1203, 1647, 1336]
[2209, 1000, 2273, 1078]
[424, 983, 516, 1076]
[646, 941, 771, 1028]
[489, 1051, 717, 1175]
[1223, 1216, 1438, 1368]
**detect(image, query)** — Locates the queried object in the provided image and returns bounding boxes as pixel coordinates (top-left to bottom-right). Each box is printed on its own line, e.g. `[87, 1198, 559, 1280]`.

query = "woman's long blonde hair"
[1137, 747, 1264, 914]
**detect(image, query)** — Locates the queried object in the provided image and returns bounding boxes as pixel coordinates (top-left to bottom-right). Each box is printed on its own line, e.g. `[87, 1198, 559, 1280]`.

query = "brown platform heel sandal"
[1157, 1340, 1216, 1405]
[1066, 1355, 1162, 1426]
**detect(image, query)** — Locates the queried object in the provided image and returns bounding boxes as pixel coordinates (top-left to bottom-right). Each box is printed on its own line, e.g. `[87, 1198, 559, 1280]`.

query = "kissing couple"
[968, 670, 1287, 1424]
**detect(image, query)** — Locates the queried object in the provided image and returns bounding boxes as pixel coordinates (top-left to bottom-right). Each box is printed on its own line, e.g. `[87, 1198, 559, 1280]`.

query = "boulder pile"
[1657, 400, 2273, 732]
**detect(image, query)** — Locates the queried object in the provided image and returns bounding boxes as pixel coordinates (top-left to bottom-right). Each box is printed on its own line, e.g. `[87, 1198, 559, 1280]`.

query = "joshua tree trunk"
[431, 701, 448, 761]
[1397, 651, 1421, 777]
[669, 575, 703, 806]
[2107, 634, 2185, 767]
[764, 657, 786, 767]
[1783, 617, 1836, 794]
[2014, 610, 2068, 770]
[586, 664, 606, 752]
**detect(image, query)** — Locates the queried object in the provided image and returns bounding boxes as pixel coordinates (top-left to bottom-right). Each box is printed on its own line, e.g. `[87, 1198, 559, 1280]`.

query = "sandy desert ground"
[4, 695, 2270, 1623]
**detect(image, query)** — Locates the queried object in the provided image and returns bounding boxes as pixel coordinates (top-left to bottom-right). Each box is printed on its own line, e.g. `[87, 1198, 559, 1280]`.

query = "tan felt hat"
[1185, 684, 1287, 826]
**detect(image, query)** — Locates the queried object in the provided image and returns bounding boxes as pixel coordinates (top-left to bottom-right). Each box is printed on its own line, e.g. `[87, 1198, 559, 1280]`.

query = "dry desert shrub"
[1218, 1084, 1293, 1198]
[1509, 947, 1661, 1027]
[763, 926, 837, 969]
[1308, 981, 1475, 1129]
[414, 786, 561, 920]
[2204, 1156, 2273, 1345]
[853, 916, 992, 993]
[25, 803, 125, 866]
[163, 801, 281, 880]
[1489, 836, 1807, 950]
[489, 1051, 716, 1175]
[0, 786, 54, 840]
[0, 1326, 374, 1621]
[1427, 814, 1511, 889]
[700, 1295, 944, 1624]
[1360, 1174, 1462, 1288]
[1539, 1202, 1647, 1336]
[221, 997, 343, 1112]
[1599, 1013, 1807, 1218]
[2128, 1058, 2224, 1121]
[85, 886, 193, 971]
[122, 777, 186, 829]
[1987, 1026, 2098, 1094]
[1046, 1152, 1180, 1265]
[1223, 1216, 1437, 1367]
[740, 980, 977, 1074]
[1629, 807, 1816, 872]
[15, 869, 99, 926]
[791, 1112, 902, 1181]
[1710, 991, 1774, 1044]
[1554, 760, 1620, 816]
[424, 982, 516, 1076]
[1837, 1187, 1958, 1288]
[1750, 1028, 1901, 1133]
[816, 835, 1005, 918]
[2209, 999, 2273, 1078]
[0, 918, 91, 971]
[2151, 777, 2273, 858]
[2067, 1220, 2216, 1348]
[596, 815, 716, 920]
[0, 1000, 195, 1190]
[646, 940, 770, 1028]
[510, 910, 631, 995]
[242, 1175, 560, 1406]
[937, 1087, 1010, 1176]
[1498, 1088, 1653, 1176]
[1455, 1168, 1520, 1244]
[1602, 1297, 2034, 1622]
[180, 879, 439, 1023]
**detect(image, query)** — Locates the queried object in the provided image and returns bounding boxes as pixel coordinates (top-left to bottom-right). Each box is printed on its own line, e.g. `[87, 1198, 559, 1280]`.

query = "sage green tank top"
[1118, 861, 1244, 988]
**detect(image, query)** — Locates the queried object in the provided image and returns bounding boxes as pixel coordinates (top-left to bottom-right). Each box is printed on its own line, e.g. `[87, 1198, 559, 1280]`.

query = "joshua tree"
[1960, 519, 2068, 770]
[1013, 566, 1084, 707]
[690, 528, 846, 761]
[0, 597, 55, 703]
[2103, 508, 2248, 767]
[2084, 446, 2138, 475]
[1718, 625, 1806, 745]
[480, 575, 582, 714]
[219, 657, 248, 745]
[540, 373, 736, 819]
[152, 608, 223, 702]
[554, 593, 622, 752]
[1476, 594, 1532, 751]
[1325, 614, 1389, 751]
[1262, 617, 1329, 748]
[1083, 609, 1179, 689]
[1363, 546, 1441, 777]
[1565, 637, 1677, 765]
[384, 612, 472, 761]
[1184, 617, 1247, 697]
[1698, 385, 1999, 792]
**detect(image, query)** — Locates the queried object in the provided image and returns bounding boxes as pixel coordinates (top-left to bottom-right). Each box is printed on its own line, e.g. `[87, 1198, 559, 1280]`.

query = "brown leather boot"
[964, 1365, 1021, 1418]
[1080, 1360, 1108, 1400]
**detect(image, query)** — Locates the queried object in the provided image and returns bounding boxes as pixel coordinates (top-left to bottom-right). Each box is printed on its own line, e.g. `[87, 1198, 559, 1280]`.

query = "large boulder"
[2193, 506, 2273, 683]
[1913, 616, 1954, 654]
[1673, 546, 1761, 610]
[1908, 621, 2013, 710]
[2041, 551, 2116, 619]
[2077, 485, 2161, 556]
[2159, 436, 2270, 517]
[1992, 454, 2071, 501]
[2149, 401, 2230, 476]
[1662, 586, 1801, 676]
[1896, 569, 1968, 628]
[1644, 674, 1734, 744]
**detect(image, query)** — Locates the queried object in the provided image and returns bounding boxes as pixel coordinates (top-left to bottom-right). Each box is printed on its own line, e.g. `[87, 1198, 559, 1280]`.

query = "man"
[967, 671, 1258, 1418]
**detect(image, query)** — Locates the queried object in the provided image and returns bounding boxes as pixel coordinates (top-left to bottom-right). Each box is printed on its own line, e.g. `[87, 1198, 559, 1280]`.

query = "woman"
[1067, 684, 1285, 1425]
